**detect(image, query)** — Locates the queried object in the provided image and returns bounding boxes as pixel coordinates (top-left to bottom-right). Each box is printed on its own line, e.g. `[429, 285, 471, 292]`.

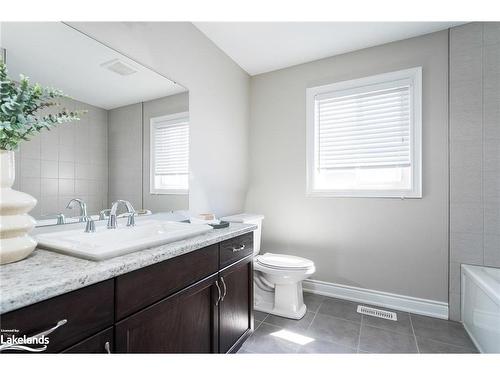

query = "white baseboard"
[303, 279, 449, 320]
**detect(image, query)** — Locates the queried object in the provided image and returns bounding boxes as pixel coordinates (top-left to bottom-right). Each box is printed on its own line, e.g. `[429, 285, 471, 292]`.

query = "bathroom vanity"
[0, 224, 256, 354]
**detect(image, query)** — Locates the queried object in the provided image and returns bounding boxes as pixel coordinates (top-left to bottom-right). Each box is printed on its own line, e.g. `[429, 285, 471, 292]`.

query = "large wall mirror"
[1, 22, 189, 226]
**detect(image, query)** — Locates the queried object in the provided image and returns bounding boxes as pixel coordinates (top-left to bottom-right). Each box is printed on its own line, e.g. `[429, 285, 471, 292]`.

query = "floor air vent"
[357, 305, 397, 321]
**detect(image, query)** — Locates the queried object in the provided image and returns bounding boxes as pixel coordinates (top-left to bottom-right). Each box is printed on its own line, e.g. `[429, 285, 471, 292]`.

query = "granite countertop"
[0, 222, 256, 314]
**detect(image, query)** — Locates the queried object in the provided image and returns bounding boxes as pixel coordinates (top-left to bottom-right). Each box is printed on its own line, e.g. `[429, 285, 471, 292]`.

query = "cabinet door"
[62, 327, 113, 354]
[115, 274, 219, 353]
[219, 256, 254, 353]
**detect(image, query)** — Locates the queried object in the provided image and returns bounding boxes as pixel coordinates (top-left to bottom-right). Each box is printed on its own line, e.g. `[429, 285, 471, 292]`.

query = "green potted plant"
[0, 61, 84, 264]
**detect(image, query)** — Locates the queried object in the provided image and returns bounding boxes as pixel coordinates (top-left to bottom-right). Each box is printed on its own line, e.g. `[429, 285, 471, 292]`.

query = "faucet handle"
[39, 213, 67, 225]
[84, 217, 96, 233]
[126, 212, 135, 227]
[99, 209, 111, 220]
[107, 214, 117, 229]
[56, 213, 66, 225]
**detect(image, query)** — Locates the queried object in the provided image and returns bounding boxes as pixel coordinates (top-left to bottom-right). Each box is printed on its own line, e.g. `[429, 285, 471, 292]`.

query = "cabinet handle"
[0, 319, 68, 352]
[232, 244, 246, 252]
[220, 277, 227, 301]
[32, 319, 68, 339]
[104, 341, 111, 354]
[215, 280, 222, 306]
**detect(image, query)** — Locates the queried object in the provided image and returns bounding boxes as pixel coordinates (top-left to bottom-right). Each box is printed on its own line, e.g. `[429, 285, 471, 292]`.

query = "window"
[306, 67, 422, 198]
[150, 112, 189, 194]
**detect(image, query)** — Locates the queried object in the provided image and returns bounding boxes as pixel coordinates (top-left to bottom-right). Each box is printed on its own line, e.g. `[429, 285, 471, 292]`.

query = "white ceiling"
[1, 22, 186, 110]
[194, 22, 464, 76]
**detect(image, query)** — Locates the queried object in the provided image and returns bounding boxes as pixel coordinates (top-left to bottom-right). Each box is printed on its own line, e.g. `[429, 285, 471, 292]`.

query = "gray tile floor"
[238, 293, 478, 354]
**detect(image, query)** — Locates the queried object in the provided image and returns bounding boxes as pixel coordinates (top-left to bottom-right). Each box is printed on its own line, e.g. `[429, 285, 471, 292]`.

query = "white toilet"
[221, 213, 315, 320]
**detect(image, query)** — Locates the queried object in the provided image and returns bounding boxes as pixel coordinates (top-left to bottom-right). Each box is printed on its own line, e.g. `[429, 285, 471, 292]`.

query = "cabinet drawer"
[0, 280, 114, 353]
[62, 327, 114, 353]
[115, 244, 218, 320]
[219, 233, 254, 268]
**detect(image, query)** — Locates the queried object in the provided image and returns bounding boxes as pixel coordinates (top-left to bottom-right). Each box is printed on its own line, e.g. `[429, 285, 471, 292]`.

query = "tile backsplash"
[14, 97, 108, 220]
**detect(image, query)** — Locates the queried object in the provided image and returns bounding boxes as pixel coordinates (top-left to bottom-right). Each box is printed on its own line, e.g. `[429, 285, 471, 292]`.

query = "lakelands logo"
[0, 319, 67, 353]
[0, 329, 49, 352]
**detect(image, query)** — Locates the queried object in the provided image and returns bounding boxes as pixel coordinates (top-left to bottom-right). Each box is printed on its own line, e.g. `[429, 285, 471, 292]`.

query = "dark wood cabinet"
[115, 274, 219, 353]
[218, 256, 253, 353]
[115, 244, 218, 320]
[0, 232, 254, 354]
[219, 232, 253, 268]
[0, 280, 114, 353]
[62, 327, 114, 353]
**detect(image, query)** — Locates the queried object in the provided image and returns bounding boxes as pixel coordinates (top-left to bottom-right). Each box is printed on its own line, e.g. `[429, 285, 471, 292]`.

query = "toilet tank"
[220, 213, 264, 256]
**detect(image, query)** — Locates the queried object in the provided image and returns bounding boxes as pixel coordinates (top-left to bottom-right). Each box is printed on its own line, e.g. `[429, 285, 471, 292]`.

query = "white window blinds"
[153, 121, 189, 175]
[316, 85, 411, 170]
[306, 67, 422, 198]
[150, 113, 189, 193]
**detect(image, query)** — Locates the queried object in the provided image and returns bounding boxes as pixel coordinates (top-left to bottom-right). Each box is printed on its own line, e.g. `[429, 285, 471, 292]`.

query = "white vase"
[0, 150, 37, 264]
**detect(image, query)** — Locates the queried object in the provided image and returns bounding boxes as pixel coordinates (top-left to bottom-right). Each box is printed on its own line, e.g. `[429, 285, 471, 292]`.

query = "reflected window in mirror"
[150, 112, 189, 194]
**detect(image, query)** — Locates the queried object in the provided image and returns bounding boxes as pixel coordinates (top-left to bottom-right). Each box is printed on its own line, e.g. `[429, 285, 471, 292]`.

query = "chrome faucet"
[107, 200, 136, 229]
[66, 198, 88, 222]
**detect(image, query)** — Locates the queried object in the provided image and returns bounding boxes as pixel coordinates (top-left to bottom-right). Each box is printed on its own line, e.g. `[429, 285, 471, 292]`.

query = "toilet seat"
[253, 253, 315, 320]
[256, 253, 314, 271]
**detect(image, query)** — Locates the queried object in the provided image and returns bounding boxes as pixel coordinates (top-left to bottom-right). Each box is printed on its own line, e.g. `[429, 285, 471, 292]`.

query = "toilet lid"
[257, 253, 314, 270]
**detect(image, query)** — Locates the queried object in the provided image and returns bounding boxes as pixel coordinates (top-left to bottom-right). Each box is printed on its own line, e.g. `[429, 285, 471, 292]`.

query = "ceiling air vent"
[101, 59, 137, 76]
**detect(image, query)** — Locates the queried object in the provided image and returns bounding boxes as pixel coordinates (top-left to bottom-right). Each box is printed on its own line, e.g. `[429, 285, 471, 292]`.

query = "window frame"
[305, 67, 422, 198]
[150, 111, 190, 195]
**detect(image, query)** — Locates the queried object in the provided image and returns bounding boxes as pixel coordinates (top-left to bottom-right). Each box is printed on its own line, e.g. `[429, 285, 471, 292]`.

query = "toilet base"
[254, 280, 307, 320]
[255, 301, 307, 320]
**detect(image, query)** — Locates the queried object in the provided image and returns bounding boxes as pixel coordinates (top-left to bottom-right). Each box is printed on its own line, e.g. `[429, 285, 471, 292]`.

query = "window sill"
[150, 189, 189, 195]
[306, 189, 422, 199]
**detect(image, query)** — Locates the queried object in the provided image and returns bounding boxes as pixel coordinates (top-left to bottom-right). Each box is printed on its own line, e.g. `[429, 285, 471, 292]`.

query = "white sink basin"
[35, 219, 213, 261]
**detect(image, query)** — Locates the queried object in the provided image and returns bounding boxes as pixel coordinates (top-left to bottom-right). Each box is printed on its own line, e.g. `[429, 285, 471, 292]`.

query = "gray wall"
[71, 22, 250, 217]
[107, 92, 189, 212]
[449, 22, 500, 321]
[246, 31, 450, 303]
[108, 103, 143, 209]
[15, 97, 108, 220]
[142, 92, 189, 212]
